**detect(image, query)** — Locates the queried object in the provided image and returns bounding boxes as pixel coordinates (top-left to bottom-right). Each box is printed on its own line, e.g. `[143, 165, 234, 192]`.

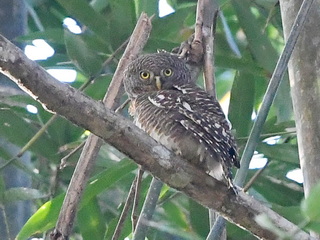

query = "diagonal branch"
[0, 33, 312, 240]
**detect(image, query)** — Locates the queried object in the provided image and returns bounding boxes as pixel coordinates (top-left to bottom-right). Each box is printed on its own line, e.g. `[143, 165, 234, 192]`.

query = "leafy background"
[1, 0, 318, 239]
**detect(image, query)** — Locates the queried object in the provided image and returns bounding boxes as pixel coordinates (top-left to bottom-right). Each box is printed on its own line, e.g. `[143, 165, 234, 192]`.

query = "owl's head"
[124, 52, 192, 98]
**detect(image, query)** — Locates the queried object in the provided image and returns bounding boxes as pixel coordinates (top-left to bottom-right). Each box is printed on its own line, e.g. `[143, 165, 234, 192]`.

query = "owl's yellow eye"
[163, 68, 173, 77]
[140, 71, 150, 80]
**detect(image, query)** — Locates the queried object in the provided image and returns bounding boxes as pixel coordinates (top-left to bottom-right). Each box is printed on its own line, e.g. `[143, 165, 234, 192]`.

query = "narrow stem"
[132, 178, 163, 240]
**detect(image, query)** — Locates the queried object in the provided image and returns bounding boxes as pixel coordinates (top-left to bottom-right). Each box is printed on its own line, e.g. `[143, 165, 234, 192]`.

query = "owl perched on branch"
[124, 52, 239, 188]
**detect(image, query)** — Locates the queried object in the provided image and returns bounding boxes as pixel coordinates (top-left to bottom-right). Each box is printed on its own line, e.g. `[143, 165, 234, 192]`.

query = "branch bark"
[0, 33, 312, 240]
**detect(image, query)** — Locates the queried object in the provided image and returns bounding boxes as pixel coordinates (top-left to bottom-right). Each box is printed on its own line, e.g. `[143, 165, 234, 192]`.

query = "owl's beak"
[155, 76, 162, 90]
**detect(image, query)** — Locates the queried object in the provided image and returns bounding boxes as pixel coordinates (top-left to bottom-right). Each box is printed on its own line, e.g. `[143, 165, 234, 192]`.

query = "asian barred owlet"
[124, 52, 240, 188]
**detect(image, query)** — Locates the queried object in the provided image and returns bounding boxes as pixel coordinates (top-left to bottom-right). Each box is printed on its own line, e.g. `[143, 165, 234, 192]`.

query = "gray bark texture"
[280, 0, 320, 238]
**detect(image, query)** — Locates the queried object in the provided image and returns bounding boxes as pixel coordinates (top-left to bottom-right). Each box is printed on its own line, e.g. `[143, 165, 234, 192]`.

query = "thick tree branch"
[0, 34, 311, 240]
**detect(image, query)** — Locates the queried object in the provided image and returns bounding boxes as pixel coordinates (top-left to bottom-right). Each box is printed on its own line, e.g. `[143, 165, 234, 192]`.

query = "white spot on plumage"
[182, 101, 193, 112]
[174, 85, 188, 94]
[215, 123, 221, 128]
[222, 128, 228, 137]
[148, 96, 164, 108]
[157, 94, 165, 100]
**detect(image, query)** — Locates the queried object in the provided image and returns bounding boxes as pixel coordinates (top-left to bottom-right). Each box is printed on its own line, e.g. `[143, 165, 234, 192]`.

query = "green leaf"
[134, 0, 158, 17]
[57, 0, 109, 40]
[90, 0, 109, 12]
[301, 182, 320, 222]
[3, 188, 46, 203]
[17, 29, 65, 44]
[231, 0, 278, 73]
[16, 160, 137, 239]
[262, 116, 295, 136]
[215, 54, 264, 76]
[229, 70, 255, 138]
[189, 199, 209, 238]
[16, 194, 64, 240]
[257, 143, 299, 164]
[249, 170, 303, 206]
[108, 0, 136, 49]
[78, 197, 106, 240]
[151, 5, 196, 44]
[305, 221, 320, 234]
[273, 76, 293, 122]
[0, 108, 58, 159]
[0, 176, 5, 203]
[272, 206, 305, 225]
[64, 29, 104, 76]
[162, 201, 188, 229]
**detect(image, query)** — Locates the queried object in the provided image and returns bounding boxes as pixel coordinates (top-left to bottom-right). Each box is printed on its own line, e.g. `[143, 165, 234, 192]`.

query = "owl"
[123, 52, 239, 188]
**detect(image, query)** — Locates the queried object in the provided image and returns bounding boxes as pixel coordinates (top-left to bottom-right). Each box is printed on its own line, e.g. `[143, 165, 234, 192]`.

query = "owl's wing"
[145, 85, 239, 172]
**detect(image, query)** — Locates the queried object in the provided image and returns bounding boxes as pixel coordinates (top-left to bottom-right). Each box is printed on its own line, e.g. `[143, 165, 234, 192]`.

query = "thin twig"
[206, 217, 226, 240]
[133, 178, 163, 240]
[243, 160, 270, 192]
[100, 39, 129, 75]
[115, 98, 130, 113]
[59, 141, 85, 169]
[131, 169, 144, 231]
[51, 13, 152, 239]
[0, 115, 57, 170]
[0, 204, 11, 240]
[111, 175, 138, 240]
[236, 130, 296, 141]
